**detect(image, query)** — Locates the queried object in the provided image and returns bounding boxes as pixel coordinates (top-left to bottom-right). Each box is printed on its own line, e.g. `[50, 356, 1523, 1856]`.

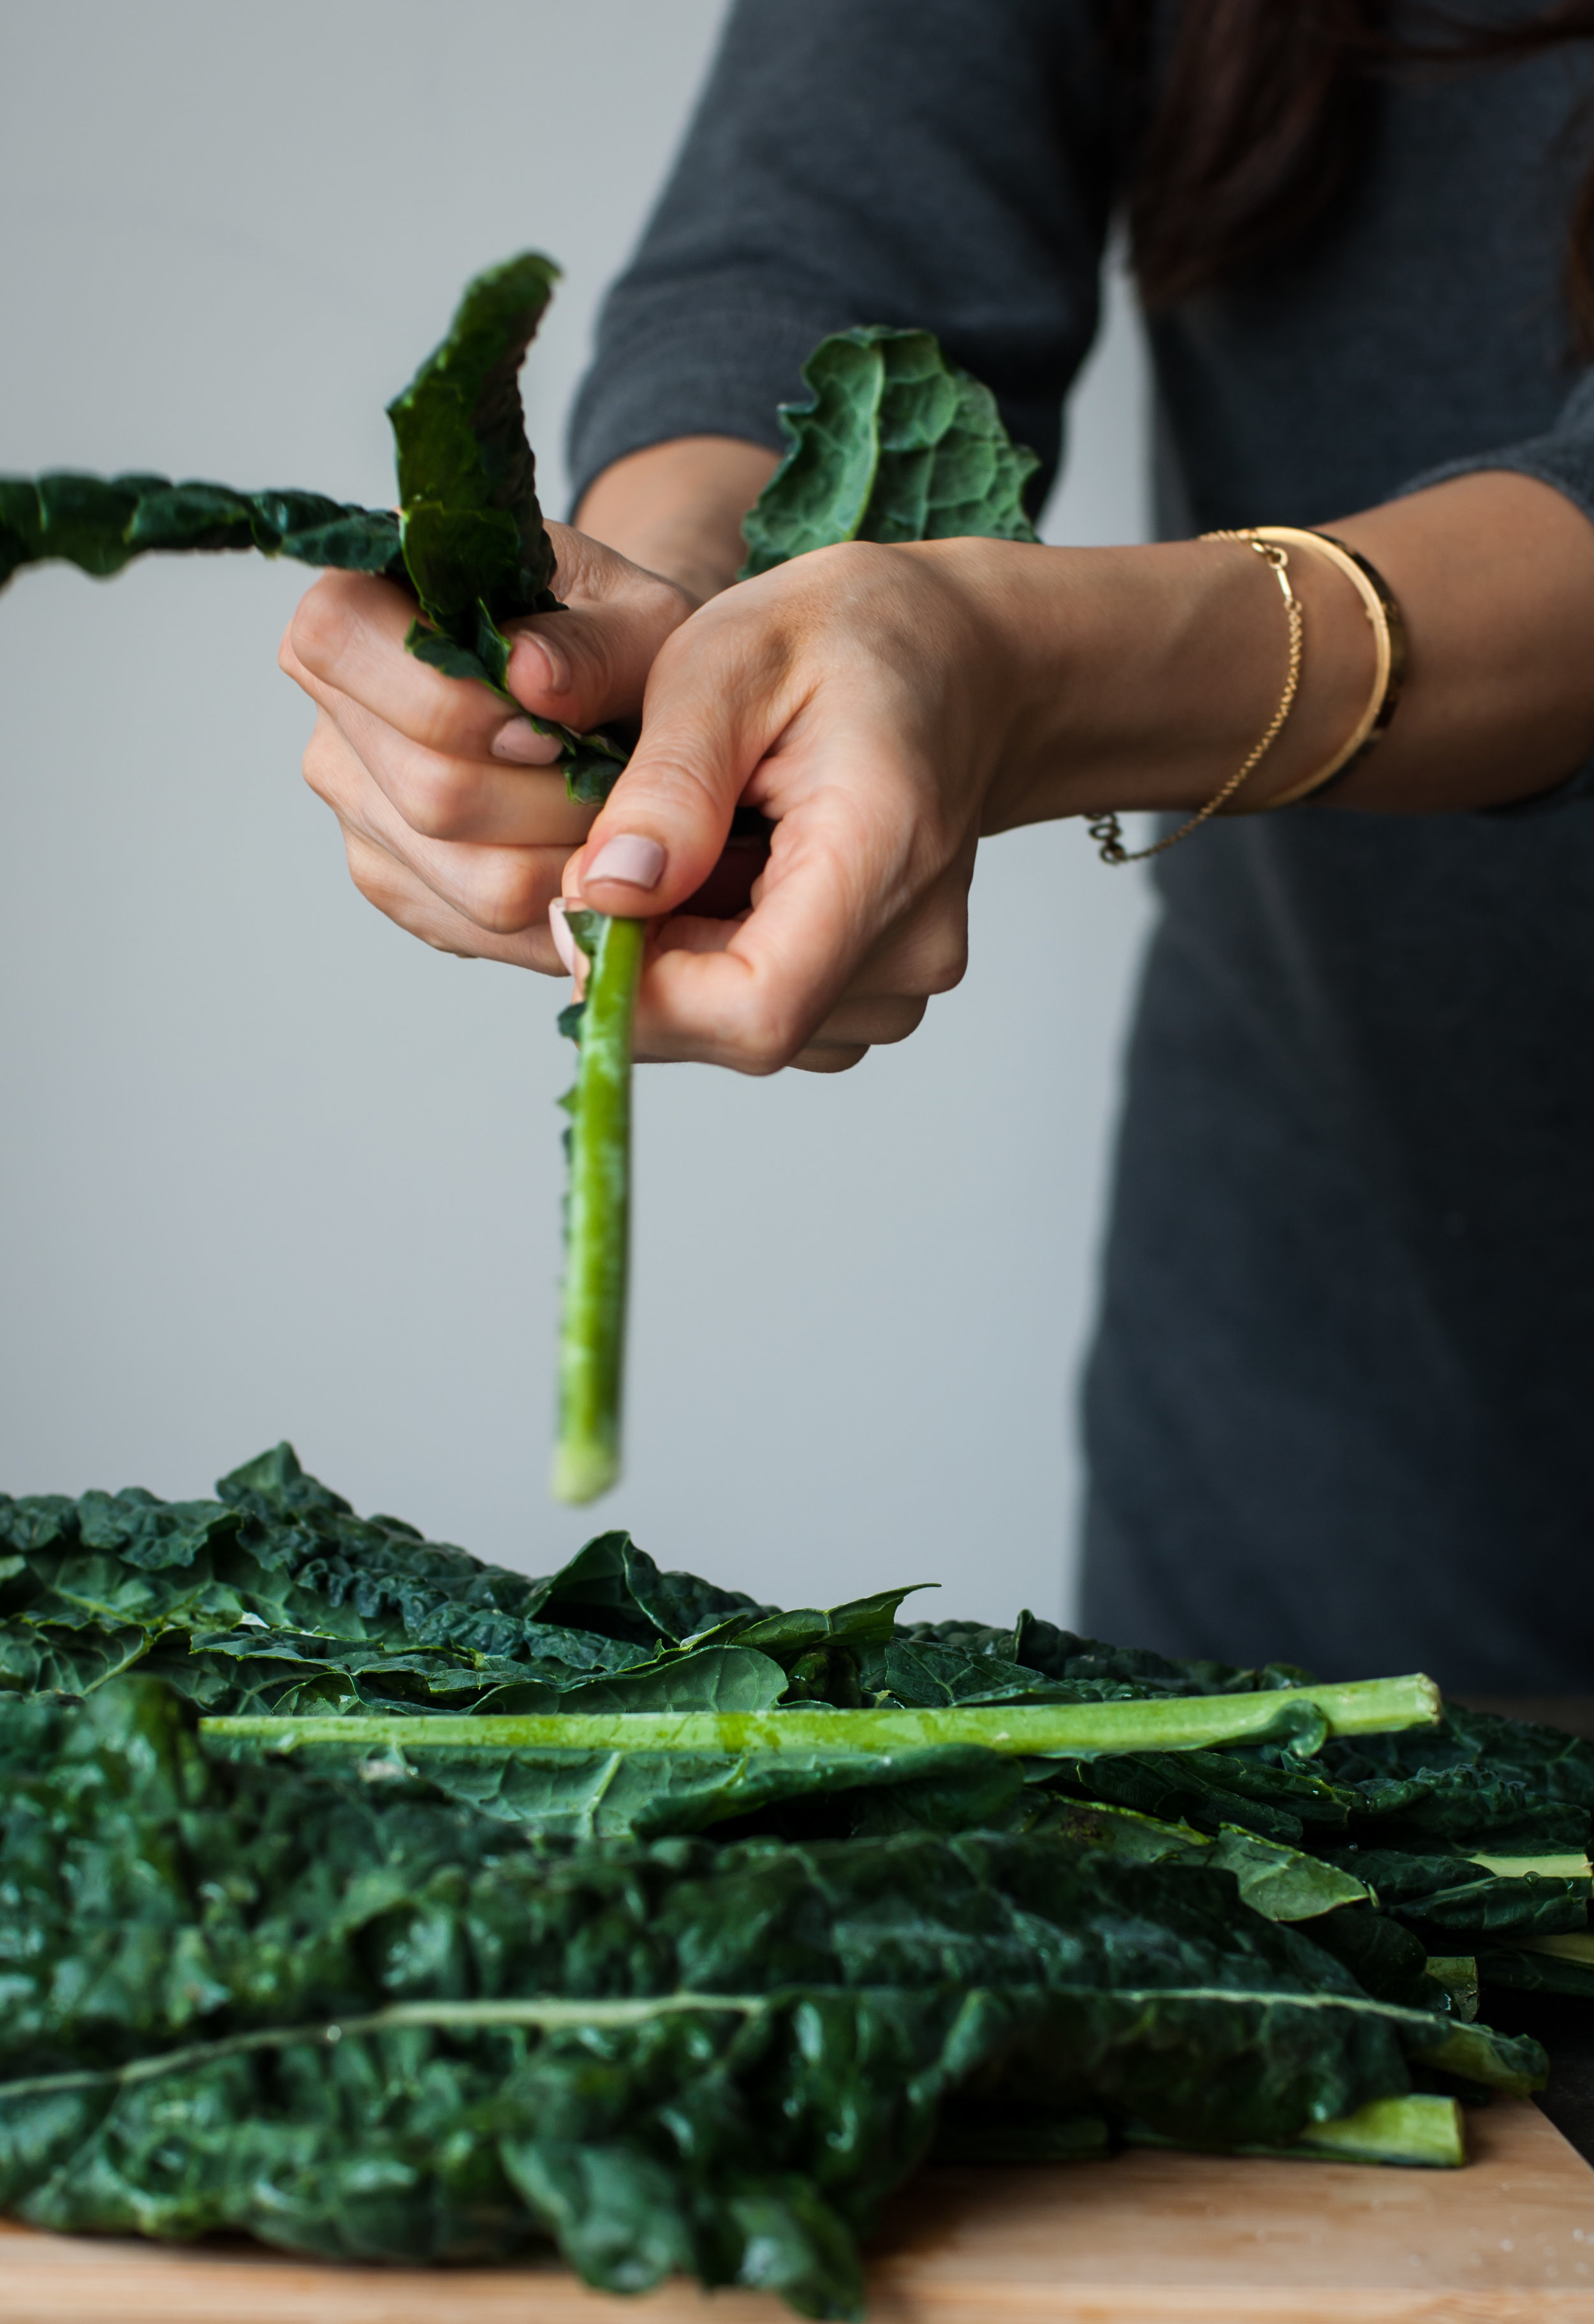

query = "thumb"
[570, 607, 793, 917]
[503, 523, 694, 733]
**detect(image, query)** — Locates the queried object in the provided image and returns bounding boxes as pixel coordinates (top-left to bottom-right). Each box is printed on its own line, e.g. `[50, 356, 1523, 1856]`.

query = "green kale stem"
[1133, 2093, 1465, 2169]
[202, 1671, 1441, 1756]
[553, 912, 647, 1504]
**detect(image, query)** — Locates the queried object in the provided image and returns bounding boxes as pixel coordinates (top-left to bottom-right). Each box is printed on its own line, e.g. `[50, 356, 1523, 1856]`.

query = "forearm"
[1331, 473, 1594, 810]
[977, 469, 1594, 828]
[574, 450, 1594, 827]
[574, 437, 780, 603]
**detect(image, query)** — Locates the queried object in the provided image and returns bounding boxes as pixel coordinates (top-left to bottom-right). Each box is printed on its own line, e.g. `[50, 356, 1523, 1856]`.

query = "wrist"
[575, 437, 781, 602]
[912, 533, 1378, 834]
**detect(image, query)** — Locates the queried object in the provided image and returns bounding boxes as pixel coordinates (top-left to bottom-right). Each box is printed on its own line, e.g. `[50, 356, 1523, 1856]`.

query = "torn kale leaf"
[0, 254, 628, 806]
[0, 471, 402, 590]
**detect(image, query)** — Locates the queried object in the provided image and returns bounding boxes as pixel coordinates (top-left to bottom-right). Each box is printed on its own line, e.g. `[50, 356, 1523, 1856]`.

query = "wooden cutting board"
[6, 2097, 1594, 2323]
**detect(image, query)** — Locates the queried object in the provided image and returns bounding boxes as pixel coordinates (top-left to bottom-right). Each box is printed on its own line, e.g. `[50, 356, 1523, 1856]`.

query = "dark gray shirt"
[569, 1, 1594, 1689]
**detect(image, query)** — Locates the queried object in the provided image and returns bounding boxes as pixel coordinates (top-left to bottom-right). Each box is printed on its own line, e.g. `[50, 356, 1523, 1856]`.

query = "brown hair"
[1120, 2, 1594, 345]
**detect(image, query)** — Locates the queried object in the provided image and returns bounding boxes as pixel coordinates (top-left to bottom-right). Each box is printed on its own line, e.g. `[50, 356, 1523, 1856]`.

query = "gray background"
[0, 1, 1152, 1623]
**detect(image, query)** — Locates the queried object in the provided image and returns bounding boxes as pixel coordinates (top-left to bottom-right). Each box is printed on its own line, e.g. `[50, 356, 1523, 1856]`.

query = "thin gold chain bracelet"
[1088, 530, 1304, 867]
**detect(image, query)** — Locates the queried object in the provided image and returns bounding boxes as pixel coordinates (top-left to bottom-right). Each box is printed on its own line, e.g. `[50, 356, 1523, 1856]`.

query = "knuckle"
[879, 998, 930, 1042]
[725, 996, 805, 1077]
[390, 759, 482, 843]
[288, 576, 357, 681]
[466, 861, 545, 937]
[344, 838, 392, 910]
[647, 757, 722, 821]
[916, 934, 969, 996]
[300, 720, 343, 808]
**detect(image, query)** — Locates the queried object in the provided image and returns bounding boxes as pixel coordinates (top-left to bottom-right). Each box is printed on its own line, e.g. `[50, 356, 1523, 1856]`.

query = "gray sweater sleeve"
[566, 0, 1120, 511]
[1403, 366, 1594, 528]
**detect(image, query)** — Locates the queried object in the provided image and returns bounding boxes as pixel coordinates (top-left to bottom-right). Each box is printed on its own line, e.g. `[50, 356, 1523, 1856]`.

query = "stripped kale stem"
[202, 1670, 1443, 1756]
[554, 911, 647, 1502]
[1137, 2093, 1466, 2170]
[544, 327, 1048, 1493]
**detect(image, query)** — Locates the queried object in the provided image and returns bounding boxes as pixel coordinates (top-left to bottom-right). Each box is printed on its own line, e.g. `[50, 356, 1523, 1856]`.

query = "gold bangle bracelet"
[1232, 525, 1407, 811]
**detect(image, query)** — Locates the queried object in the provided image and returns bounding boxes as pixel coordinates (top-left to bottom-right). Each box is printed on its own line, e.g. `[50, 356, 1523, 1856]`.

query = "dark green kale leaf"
[1474, 1944, 1594, 1999]
[999, 1612, 1314, 1700]
[0, 1446, 662, 1710]
[1037, 1748, 1356, 1849]
[1301, 1901, 1441, 2012]
[143, 1628, 532, 1717]
[555, 326, 1056, 1508]
[0, 1620, 150, 1698]
[728, 1587, 933, 1659]
[73, 1486, 246, 1569]
[851, 1635, 1083, 1710]
[521, 1527, 770, 1648]
[1333, 1701, 1594, 1807]
[740, 328, 1041, 577]
[482, 1644, 789, 1718]
[0, 472, 402, 592]
[0, 1446, 805, 1727]
[1038, 1798, 1370, 1925]
[1321, 1848, 1591, 1938]
[387, 252, 560, 652]
[687, 1587, 941, 1707]
[309, 1737, 1025, 1845]
[1323, 1703, 1594, 1850]
[365, 252, 629, 803]
[3, 1463, 1576, 2315]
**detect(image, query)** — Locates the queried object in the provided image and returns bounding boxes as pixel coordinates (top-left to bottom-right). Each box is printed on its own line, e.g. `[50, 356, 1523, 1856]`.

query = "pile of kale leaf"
[1, 1444, 1590, 2320]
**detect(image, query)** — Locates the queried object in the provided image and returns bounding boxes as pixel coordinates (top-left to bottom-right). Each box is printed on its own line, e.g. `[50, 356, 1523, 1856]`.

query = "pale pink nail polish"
[492, 718, 564, 766]
[548, 898, 577, 974]
[587, 834, 666, 890]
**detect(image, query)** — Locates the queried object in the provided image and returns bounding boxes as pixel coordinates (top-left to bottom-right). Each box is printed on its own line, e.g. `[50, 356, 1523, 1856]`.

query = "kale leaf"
[0, 1677, 1544, 2316]
[4, 1455, 1581, 2311]
[388, 252, 562, 663]
[740, 328, 1041, 577]
[0, 472, 402, 591]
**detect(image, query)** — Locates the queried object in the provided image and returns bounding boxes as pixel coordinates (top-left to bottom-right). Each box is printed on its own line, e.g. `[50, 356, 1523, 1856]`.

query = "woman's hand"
[278, 522, 698, 975]
[568, 538, 1039, 1073]
[575, 469, 1594, 1077]
[560, 527, 1349, 1075]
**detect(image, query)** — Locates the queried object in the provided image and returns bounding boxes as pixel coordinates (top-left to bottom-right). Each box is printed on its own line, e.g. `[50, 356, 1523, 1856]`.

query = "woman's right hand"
[279, 521, 699, 976]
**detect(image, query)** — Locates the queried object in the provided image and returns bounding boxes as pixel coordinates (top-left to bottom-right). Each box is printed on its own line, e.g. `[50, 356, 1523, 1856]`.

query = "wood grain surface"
[6, 2098, 1594, 2323]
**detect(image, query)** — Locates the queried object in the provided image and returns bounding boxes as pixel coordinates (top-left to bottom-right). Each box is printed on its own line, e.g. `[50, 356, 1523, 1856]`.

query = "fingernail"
[548, 898, 577, 974]
[511, 629, 570, 695]
[492, 717, 564, 766]
[587, 834, 666, 890]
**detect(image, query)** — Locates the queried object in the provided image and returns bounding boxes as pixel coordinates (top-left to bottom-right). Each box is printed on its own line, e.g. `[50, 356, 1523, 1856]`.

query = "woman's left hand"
[278, 521, 698, 976]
